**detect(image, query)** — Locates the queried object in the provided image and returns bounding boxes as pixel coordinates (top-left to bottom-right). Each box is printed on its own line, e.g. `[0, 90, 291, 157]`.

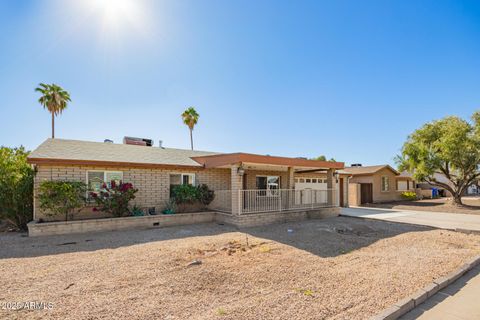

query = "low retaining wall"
[217, 207, 340, 228]
[28, 212, 216, 237]
[28, 207, 341, 237]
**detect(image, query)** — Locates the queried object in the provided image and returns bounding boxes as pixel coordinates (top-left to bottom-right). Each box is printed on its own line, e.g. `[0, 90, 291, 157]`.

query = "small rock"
[186, 259, 202, 267]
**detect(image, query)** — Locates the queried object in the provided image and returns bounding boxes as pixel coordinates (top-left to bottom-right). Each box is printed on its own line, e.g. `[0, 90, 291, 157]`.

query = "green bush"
[90, 181, 138, 217]
[400, 191, 417, 200]
[171, 184, 215, 205]
[0, 146, 34, 230]
[38, 181, 87, 221]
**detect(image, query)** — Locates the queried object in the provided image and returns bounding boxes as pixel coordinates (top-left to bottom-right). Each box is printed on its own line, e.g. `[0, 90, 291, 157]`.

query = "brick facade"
[34, 164, 230, 221]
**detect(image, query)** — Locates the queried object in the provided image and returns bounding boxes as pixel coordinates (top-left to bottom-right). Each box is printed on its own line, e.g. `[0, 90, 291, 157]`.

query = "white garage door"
[294, 177, 327, 204]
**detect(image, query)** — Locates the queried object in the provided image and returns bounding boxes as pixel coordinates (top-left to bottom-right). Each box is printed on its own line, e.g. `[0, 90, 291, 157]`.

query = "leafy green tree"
[35, 83, 71, 139]
[397, 113, 480, 205]
[311, 155, 336, 162]
[0, 146, 34, 230]
[181, 107, 199, 150]
[38, 181, 87, 221]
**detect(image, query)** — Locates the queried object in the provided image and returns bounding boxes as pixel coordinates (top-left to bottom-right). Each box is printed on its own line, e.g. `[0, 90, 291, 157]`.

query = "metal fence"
[209, 189, 337, 214]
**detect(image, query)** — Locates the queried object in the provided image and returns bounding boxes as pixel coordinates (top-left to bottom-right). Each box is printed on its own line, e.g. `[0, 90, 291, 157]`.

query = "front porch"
[192, 153, 345, 215]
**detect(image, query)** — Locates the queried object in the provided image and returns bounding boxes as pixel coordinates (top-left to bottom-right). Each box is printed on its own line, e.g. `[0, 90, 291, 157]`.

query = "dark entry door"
[339, 178, 344, 207]
[360, 183, 373, 204]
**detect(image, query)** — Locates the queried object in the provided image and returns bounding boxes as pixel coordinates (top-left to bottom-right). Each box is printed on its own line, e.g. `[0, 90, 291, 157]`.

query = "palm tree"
[35, 83, 71, 139]
[181, 107, 200, 150]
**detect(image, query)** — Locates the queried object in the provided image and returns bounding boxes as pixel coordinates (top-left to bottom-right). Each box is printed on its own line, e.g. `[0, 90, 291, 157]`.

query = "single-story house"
[344, 164, 415, 205]
[27, 138, 348, 226]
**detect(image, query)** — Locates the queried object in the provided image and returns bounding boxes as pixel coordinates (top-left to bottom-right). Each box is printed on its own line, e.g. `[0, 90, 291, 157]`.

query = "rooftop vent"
[351, 163, 362, 167]
[123, 136, 153, 147]
[104, 139, 114, 143]
[159, 140, 163, 148]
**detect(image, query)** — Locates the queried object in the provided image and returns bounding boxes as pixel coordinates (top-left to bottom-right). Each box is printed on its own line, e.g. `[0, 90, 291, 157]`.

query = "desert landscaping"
[2, 217, 480, 320]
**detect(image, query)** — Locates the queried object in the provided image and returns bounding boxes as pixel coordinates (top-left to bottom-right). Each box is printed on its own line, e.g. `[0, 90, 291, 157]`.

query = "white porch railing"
[209, 189, 337, 214]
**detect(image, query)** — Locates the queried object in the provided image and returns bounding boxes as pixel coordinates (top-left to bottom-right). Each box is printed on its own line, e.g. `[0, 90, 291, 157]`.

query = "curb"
[370, 254, 480, 320]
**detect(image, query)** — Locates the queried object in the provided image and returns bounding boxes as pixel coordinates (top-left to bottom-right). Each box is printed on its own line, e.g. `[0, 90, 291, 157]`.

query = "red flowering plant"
[90, 181, 138, 217]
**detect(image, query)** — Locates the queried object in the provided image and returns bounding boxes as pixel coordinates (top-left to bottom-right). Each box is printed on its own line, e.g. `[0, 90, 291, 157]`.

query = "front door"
[339, 178, 344, 207]
[360, 183, 373, 204]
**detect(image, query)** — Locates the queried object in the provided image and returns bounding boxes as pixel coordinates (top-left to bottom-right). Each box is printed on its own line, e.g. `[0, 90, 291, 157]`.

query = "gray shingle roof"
[28, 139, 219, 167]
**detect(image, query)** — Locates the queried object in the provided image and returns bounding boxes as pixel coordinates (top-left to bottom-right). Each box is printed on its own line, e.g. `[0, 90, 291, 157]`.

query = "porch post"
[231, 164, 243, 215]
[287, 166, 295, 210]
[287, 167, 295, 189]
[326, 169, 335, 206]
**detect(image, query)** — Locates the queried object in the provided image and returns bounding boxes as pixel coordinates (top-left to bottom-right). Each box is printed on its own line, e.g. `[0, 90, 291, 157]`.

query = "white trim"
[169, 172, 196, 186]
[86, 170, 124, 198]
[381, 175, 390, 192]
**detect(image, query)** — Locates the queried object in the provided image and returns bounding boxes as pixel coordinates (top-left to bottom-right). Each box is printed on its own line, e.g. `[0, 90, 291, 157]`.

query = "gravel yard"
[1, 217, 480, 320]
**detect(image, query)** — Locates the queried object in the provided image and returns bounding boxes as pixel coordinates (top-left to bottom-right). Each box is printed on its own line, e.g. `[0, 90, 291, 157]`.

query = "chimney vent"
[159, 140, 163, 148]
[104, 139, 113, 143]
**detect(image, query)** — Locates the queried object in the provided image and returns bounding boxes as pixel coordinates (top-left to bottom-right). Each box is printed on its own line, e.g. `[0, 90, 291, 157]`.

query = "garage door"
[294, 177, 327, 204]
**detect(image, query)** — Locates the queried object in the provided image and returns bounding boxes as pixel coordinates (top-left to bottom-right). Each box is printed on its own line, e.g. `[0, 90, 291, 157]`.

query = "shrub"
[162, 199, 177, 215]
[90, 181, 138, 217]
[197, 184, 215, 205]
[400, 191, 417, 200]
[171, 184, 215, 205]
[38, 181, 87, 221]
[0, 146, 34, 230]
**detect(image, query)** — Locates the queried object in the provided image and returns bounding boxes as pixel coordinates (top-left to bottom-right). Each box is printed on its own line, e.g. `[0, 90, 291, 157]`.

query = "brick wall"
[33, 164, 230, 221]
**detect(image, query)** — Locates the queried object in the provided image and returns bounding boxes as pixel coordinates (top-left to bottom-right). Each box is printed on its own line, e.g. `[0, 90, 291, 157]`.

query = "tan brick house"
[344, 165, 415, 205]
[28, 138, 346, 222]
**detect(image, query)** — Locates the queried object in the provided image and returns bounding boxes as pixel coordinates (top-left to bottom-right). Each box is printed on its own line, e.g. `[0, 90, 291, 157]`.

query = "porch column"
[287, 167, 295, 189]
[231, 165, 243, 215]
[326, 169, 335, 206]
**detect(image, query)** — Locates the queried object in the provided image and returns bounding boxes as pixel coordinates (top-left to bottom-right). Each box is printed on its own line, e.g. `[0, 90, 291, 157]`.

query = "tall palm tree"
[181, 107, 199, 150]
[35, 83, 71, 139]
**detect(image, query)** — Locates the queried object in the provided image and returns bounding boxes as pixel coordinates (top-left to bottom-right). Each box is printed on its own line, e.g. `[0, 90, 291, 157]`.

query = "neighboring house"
[27, 138, 347, 223]
[344, 164, 415, 205]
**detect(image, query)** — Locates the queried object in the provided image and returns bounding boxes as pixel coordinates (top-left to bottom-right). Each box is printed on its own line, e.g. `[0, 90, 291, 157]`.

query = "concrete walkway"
[341, 207, 480, 232]
[400, 265, 480, 320]
[341, 207, 480, 319]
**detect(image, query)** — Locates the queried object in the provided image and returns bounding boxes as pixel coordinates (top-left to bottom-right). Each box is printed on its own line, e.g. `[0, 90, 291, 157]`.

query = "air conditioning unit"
[123, 136, 153, 147]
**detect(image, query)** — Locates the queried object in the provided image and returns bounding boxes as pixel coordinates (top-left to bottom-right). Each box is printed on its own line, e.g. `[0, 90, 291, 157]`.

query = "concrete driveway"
[341, 207, 480, 232]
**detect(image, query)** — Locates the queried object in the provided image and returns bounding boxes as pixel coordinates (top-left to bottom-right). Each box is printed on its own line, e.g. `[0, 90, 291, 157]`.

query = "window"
[256, 175, 280, 196]
[312, 178, 317, 183]
[397, 180, 408, 191]
[170, 173, 196, 198]
[381, 176, 389, 192]
[306, 178, 311, 183]
[87, 171, 123, 196]
[170, 173, 195, 186]
[299, 178, 305, 183]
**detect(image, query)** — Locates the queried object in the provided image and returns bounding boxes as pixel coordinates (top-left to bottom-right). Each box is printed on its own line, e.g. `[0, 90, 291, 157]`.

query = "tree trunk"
[451, 193, 463, 206]
[51, 113, 55, 139]
[190, 129, 194, 150]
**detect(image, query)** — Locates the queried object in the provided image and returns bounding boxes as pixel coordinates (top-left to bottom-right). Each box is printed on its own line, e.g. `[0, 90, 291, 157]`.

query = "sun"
[93, 0, 137, 26]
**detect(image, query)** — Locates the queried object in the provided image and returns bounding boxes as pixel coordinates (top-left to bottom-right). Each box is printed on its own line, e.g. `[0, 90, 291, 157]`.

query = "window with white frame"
[256, 175, 280, 196]
[397, 180, 409, 191]
[170, 173, 195, 187]
[381, 176, 389, 192]
[87, 171, 123, 195]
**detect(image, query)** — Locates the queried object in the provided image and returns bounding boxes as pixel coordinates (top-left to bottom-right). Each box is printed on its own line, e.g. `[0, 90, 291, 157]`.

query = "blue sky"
[1, 0, 479, 166]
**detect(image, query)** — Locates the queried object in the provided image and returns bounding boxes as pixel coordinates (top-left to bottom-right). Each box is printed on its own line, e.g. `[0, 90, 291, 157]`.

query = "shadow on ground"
[0, 216, 432, 260]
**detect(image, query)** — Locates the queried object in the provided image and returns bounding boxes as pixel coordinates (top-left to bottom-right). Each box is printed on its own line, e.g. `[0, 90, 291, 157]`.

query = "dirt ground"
[1, 217, 480, 320]
[362, 196, 480, 215]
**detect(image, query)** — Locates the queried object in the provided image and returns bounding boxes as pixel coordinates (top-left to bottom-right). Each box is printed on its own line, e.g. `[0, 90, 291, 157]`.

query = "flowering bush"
[90, 181, 138, 217]
[400, 191, 417, 200]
